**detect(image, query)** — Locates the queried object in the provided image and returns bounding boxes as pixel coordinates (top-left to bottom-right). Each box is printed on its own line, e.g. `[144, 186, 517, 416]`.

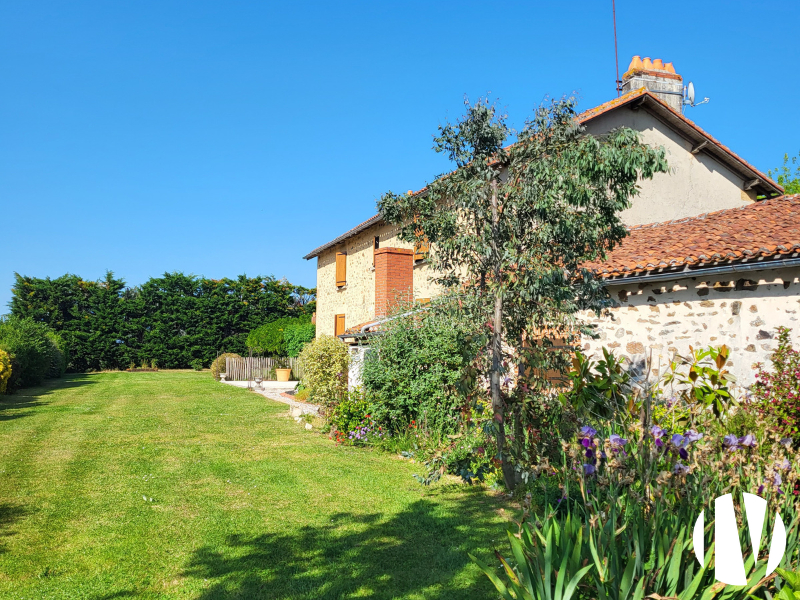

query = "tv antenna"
[612, 0, 621, 96]
[684, 81, 710, 108]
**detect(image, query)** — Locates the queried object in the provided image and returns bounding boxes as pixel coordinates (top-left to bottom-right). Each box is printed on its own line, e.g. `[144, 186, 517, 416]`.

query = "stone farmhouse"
[303, 56, 797, 386]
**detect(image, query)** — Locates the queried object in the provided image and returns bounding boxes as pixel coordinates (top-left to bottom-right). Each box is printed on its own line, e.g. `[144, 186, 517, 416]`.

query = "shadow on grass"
[0, 374, 96, 421]
[0, 503, 29, 555]
[184, 486, 508, 600]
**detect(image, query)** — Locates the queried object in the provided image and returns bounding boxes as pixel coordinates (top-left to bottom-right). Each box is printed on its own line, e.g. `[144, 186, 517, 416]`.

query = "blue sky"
[2, 0, 798, 313]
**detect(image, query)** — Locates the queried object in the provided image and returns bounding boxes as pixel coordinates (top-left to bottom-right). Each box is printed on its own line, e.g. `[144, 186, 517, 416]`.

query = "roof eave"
[600, 253, 800, 285]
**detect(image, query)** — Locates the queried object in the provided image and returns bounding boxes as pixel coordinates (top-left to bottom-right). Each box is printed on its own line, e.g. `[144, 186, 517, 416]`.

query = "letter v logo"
[693, 493, 786, 585]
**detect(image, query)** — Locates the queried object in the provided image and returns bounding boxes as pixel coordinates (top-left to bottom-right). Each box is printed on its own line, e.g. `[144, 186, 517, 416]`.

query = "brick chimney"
[621, 55, 683, 113]
[374, 247, 413, 317]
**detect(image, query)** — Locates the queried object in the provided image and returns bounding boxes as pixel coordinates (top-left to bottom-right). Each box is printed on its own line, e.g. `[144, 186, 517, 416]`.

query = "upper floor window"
[335, 252, 347, 287]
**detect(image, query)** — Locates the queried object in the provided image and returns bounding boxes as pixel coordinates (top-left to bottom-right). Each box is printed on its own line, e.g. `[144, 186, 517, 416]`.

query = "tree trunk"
[490, 181, 516, 491]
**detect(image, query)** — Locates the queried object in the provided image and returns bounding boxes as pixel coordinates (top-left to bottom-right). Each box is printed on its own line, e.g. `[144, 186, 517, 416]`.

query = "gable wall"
[582, 107, 756, 226]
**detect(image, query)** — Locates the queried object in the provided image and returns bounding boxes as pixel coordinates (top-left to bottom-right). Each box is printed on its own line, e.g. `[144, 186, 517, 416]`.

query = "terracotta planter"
[275, 368, 292, 382]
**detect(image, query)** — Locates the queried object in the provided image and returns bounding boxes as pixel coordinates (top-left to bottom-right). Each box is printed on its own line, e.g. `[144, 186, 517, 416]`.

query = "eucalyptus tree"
[378, 97, 669, 490]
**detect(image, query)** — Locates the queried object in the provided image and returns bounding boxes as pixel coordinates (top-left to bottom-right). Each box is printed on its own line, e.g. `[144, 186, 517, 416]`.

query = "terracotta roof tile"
[589, 195, 800, 278]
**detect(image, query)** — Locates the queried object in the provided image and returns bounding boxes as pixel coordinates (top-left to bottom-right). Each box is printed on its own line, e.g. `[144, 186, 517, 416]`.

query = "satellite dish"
[687, 82, 695, 105]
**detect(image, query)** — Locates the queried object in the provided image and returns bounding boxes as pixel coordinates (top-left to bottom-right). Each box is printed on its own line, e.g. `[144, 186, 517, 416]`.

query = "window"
[335, 252, 347, 287]
[373, 236, 379, 266]
[522, 331, 572, 387]
[413, 231, 429, 262]
[334, 314, 346, 337]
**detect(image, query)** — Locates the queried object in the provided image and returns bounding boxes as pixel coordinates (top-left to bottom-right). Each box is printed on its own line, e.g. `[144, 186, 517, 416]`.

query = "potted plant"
[274, 358, 292, 383]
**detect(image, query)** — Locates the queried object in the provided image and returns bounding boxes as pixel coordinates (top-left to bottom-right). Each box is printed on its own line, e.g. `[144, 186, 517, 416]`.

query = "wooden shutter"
[335, 252, 347, 287]
[521, 332, 571, 388]
[413, 234, 429, 262]
[543, 338, 569, 385]
[334, 314, 346, 337]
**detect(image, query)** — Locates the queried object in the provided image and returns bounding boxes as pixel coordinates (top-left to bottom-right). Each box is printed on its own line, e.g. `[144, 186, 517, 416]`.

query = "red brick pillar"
[374, 247, 413, 317]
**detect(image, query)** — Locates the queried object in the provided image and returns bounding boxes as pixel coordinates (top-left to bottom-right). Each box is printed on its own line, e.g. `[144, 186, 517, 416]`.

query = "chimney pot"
[622, 55, 683, 113]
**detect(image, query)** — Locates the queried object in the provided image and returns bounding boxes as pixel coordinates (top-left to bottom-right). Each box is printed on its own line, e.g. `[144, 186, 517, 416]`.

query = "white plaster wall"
[582, 108, 755, 226]
[580, 267, 800, 387]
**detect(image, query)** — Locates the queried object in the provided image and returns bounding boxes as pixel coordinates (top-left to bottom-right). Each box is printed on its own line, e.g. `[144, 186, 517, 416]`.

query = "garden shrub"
[753, 327, 800, 442]
[283, 321, 315, 357]
[210, 353, 240, 380]
[190, 359, 203, 371]
[0, 317, 60, 392]
[297, 335, 349, 409]
[247, 316, 314, 357]
[0, 349, 11, 394]
[46, 331, 68, 378]
[329, 389, 384, 444]
[361, 309, 479, 435]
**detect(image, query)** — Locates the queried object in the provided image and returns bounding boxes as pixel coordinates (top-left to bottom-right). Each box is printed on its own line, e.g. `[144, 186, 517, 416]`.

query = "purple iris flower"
[774, 473, 783, 487]
[758, 484, 765, 494]
[671, 434, 686, 448]
[781, 437, 793, 448]
[684, 430, 703, 444]
[673, 462, 690, 475]
[723, 434, 739, 448]
[585, 449, 594, 459]
[778, 458, 791, 470]
[650, 425, 665, 438]
[609, 434, 628, 447]
[581, 438, 592, 448]
[583, 464, 596, 475]
[738, 434, 757, 448]
[580, 426, 597, 438]
[655, 438, 664, 448]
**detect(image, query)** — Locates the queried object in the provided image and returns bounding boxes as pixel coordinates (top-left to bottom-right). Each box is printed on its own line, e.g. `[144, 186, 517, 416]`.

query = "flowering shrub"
[328, 389, 385, 445]
[753, 327, 800, 442]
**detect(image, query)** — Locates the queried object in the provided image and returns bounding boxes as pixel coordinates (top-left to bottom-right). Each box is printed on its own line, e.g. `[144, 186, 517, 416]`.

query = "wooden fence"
[224, 356, 305, 381]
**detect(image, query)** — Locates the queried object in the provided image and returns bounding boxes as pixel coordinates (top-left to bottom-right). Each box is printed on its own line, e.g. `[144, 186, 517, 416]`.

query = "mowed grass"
[0, 371, 512, 599]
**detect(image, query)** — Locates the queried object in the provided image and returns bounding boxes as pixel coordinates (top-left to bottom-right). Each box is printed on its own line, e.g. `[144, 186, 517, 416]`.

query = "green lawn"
[0, 371, 511, 599]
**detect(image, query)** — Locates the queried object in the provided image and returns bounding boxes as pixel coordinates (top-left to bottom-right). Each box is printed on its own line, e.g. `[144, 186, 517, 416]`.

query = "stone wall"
[580, 266, 800, 387]
[315, 221, 442, 337]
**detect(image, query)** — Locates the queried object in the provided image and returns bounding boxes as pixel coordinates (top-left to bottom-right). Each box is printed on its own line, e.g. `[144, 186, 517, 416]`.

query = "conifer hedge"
[9, 272, 315, 372]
